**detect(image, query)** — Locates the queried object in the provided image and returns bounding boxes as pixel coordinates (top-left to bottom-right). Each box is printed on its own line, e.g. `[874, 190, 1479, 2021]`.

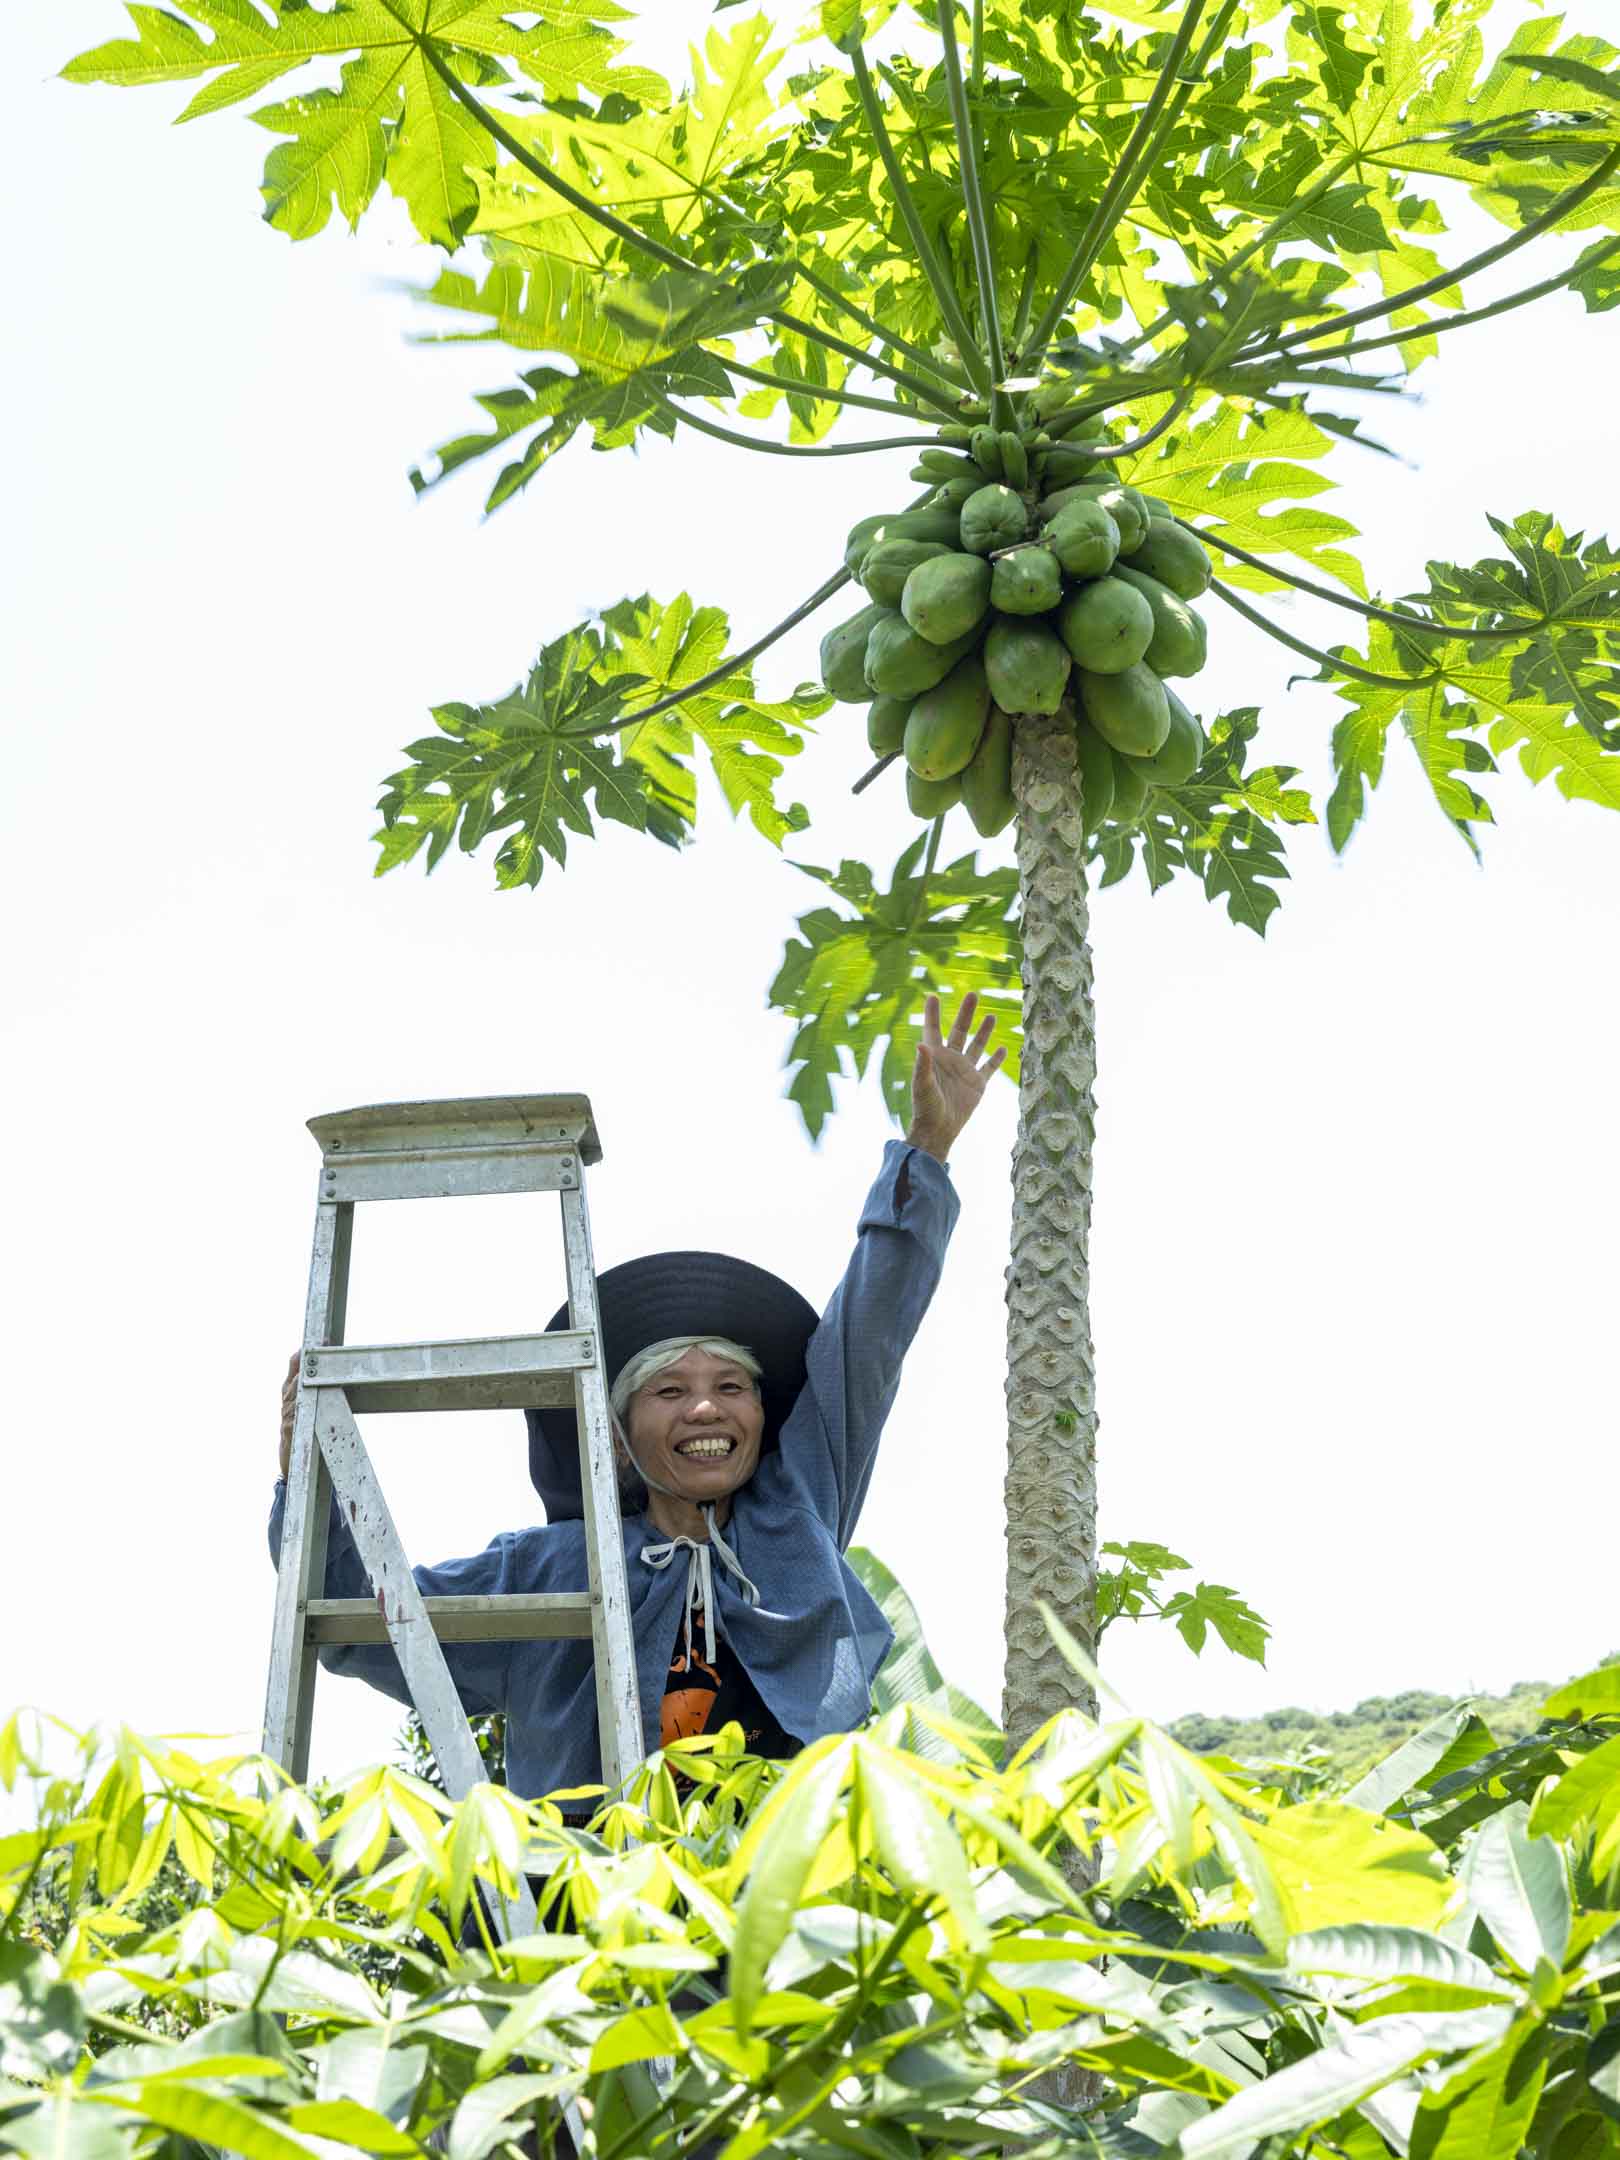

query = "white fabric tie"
[641, 1506, 761, 1664]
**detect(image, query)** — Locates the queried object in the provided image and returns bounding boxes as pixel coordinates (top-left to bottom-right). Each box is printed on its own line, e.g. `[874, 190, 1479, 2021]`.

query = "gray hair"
[608, 1336, 763, 1513]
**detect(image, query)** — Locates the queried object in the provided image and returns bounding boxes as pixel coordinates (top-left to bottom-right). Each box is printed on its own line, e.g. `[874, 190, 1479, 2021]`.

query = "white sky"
[4, 6, 1617, 1786]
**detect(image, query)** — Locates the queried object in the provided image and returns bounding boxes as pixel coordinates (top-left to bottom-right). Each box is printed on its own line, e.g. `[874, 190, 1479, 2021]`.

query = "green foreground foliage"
[7, 1644, 1620, 2160]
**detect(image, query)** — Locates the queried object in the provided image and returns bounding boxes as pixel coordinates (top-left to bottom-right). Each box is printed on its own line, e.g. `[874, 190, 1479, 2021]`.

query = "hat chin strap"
[617, 1419, 761, 1665]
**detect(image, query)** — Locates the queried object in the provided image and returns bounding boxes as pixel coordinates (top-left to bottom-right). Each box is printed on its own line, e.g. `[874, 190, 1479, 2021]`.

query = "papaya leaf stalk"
[791, 262, 974, 390]
[1288, 243, 1620, 367]
[420, 43, 964, 421]
[1266, 146, 1620, 355]
[648, 395, 940, 460]
[847, 44, 992, 395]
[1020, 0, 1213, 364]
[1065, 384, 1200, 460]
[713, 357, 936, 421]
[938, 0, 1008, 422]
[1211, 581, 1441, 690]
[1192, 526, 1536, 640]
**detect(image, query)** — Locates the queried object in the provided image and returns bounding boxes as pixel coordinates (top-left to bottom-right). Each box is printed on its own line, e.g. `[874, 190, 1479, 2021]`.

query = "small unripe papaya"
[1071, 482, 1150, 554]
[1111, 564, 1208, 676]
[1077, 661, 1170, 758]
[904, 655, 991, 781]
[960, 706, 1014, 837]
[861, 537, 952, 609]
[930, 474, 985, 509]
[1123, 519, 1212, 599]
[865, 614, 981, 699]
[915, 448, 978, 480]
[997, 430, 1029, 490]
[991, 545, 1063, 615]
[844, 514, 889, 578]
[1045, 497, 1120, 579]
[984, 616, 1071, 716]
[866, 695, 912, 756]
[820, 602, 891, 703]
[1074, 720, 1116, 833]
[1057, 575, 1156, 674]
[1123, 687, 1205, 787]
[1107, 748, 1151, 826]
[901, 551, 993, 646]
[907, 768, 962, 817]
[960, 484, 1028, 556]
[970, 425, 1004, 479]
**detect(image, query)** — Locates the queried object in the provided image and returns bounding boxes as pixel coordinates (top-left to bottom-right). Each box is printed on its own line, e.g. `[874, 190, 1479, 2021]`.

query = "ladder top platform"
[307, 1093, 602, 1165]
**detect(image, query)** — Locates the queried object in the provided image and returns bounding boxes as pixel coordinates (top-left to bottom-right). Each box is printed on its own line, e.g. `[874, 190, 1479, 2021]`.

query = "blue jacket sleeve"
[759, 1139, 959, 1548]
[267, 1484, 514, 1717]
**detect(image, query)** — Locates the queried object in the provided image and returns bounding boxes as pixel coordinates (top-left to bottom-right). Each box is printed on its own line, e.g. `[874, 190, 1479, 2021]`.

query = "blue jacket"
[268, 1141, 959, 1801]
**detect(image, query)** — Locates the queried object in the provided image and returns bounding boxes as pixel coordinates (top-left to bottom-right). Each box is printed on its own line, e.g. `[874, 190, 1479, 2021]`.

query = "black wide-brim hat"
[526, 1251, 820, 1520]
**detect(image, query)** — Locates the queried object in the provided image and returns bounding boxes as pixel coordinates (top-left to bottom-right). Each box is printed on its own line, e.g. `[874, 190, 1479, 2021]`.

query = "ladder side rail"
[312, 1390, 538, 1937]
[560, 1183, 645, 1795]
[263, 1196, 353, 1777]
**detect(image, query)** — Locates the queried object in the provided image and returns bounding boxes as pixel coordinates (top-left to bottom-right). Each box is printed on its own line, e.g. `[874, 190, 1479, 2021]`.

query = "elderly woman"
[270, 994, 1003, 1801]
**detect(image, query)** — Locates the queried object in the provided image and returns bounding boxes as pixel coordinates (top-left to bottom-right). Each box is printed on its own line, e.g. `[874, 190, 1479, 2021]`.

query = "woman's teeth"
[677, 1437, 735, 1458]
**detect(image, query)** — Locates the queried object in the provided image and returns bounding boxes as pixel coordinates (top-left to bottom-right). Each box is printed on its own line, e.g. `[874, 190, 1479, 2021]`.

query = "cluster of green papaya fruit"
[819, 418, 1212, 837]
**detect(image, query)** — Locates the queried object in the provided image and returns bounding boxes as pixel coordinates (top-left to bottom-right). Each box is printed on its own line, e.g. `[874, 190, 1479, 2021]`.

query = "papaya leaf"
[1102, 711, 1313, 937]
[769, 840, 1022, 1139]
[598, 593, 822, 848]
[61, 2, 667, 247]
[374, 594, 822, 885]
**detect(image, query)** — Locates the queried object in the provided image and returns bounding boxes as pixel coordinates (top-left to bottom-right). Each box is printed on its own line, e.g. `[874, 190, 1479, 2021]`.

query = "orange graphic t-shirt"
[659, 1608, 796, 1759]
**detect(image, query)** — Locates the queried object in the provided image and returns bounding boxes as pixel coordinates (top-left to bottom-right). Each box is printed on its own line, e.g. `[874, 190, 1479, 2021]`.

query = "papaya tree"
[58, 0, 1620, 1754]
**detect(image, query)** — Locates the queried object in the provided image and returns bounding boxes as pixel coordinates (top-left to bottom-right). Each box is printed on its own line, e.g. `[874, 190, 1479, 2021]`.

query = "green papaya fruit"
[1045, 497, 1121, 579]
[878, 504, 963, 550]
[917, 448, 977, 479]
[866, 694, 912, 756]
[984, 615, 1072, 716]
[1144, 495, 1173, 520]
[844, 514, 889, 578]
[1077, 661, 1171, 757]
[1040, 443, 1106, 489]
[1110, 563, 1208, 676]
[904, 654, 991, 781]
[960, 484, 1028, 556]
[938, 423, 975, 446]
[861, 537, 952, 609]
[970, 425, 1004, 479]
[865, 614, 981, 699]
[901, 550, 993, 646]
[820, 602, 892, 702]
[1123, 687, 1205, 787]
[930, 474, 985, 509]
[907, 768, 962, 817]
[1031, 379, 1077, 420]
[1122, 518, 1212, 599]
[1037, 483, 1102, 526]
[1074, 719, 1116, 833]
[960, 706, 1015, 837]
[998, 429, 1029, 489]
[1107, 748, 1151, 826]
[991, 545, 1063, 615]
[1077, 482, 1150, 554]
[1057, 575, 1156, 674]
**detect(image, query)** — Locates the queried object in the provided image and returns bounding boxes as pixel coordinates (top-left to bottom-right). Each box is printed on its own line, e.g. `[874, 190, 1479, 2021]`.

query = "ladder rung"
[305, 1593, 595, 1644]
[305, 1332, 596, 1413]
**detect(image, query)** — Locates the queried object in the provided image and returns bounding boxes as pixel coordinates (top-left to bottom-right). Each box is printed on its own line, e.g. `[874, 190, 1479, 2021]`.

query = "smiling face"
[622, 1345, 766, 1508]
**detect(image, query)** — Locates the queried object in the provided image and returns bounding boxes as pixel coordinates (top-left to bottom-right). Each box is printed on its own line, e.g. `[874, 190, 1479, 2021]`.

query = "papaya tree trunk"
[1002, 705, 1099, 1751]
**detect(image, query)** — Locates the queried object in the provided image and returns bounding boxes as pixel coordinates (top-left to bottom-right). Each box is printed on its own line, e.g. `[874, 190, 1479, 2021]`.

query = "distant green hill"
[1169, 1659, 1619, 1784]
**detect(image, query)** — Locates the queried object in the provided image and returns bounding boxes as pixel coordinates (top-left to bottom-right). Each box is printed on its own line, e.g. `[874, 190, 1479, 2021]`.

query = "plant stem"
[1061, 382, 1199, 460]
[1211, 579, 1440, 689]
[604, 568, 852, 740]
[792, 261, 972, 388]
[1021, 0, 1211, 363]
[650, 393, 941, 460]
[1188, 524, 1531, 639]
[1267, 145, 1620, 354]
[847, 45, 992, 393]
[971, 0, 985, 93]
[852, 753, 900, 795]
[714, 355, 931, 419]
[1286, 241, 1620, 366]
[1011, 242, 1041, 352]
[939, 0, 1008, 416]
[421, 44, 957, 416]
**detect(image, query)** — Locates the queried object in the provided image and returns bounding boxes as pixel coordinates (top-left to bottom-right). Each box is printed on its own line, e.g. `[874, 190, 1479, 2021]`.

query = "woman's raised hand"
[907, 991, 1006, 1163]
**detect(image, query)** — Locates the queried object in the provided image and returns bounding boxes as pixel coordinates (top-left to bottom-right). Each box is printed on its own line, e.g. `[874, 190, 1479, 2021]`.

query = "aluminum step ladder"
[263, 1094, 643, 1935]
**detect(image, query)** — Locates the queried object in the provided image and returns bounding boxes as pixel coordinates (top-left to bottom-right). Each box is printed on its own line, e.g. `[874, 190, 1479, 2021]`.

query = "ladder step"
[305, 1593, 595, 1645]
[304, 1332, 596, 1413]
